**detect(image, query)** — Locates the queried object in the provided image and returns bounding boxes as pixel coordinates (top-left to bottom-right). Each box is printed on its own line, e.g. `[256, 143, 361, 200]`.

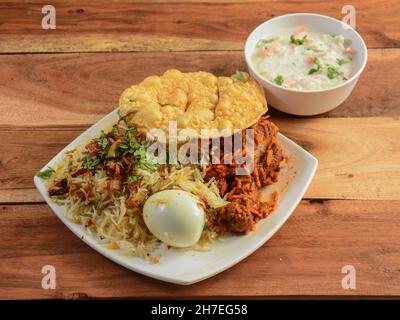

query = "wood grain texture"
[0, 127, 83, 203]
[0, 0, 398, 299]
[0, 49, 399, 128]
[0, 0, 399, 53]
[1, 117, 399, 203]
[0, 200, 399, 299]
[276, 117, 400, 201]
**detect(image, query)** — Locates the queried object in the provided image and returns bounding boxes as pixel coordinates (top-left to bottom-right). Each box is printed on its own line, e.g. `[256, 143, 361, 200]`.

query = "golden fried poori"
[119, 69, 267, 138]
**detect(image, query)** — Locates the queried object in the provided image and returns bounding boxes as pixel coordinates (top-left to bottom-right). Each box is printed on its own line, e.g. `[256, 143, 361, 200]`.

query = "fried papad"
[119, 69, 267, 139]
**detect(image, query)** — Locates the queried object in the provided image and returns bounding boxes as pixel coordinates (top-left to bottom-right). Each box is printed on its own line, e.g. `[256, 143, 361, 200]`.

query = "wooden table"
[0, 0, 399, 299]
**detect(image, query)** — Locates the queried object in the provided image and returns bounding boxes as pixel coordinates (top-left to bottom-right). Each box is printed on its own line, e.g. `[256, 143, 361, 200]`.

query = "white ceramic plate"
[34, 109, 318, 285]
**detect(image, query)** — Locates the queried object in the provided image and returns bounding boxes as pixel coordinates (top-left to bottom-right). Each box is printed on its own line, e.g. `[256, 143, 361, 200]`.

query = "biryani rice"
[45, 143, 227, 259]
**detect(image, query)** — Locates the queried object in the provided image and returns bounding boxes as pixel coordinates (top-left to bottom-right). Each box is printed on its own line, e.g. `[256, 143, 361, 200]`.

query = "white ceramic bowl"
[244, 13, 368, 116]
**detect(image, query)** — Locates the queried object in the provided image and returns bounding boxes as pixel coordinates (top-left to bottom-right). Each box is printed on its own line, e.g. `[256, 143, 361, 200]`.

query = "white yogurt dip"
[251, 26, 357, 91]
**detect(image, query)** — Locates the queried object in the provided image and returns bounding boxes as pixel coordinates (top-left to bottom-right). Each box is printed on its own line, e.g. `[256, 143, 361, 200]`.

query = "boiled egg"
[143, 189, 205, 247]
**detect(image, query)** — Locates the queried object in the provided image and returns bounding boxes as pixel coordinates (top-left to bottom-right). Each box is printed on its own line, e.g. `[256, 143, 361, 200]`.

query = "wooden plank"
[276, 117, 400, 200]
[0, 200, 399, 299]
[0, 1, 399, 53]
[0, 117, 399, 203]
[0, 189, 43, 204]
[0, 127, 82, 203]
[0, 49, 399, 128]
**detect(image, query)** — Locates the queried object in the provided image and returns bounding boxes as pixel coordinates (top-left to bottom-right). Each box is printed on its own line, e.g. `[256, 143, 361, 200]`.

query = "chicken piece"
[205, 116, 284, 234]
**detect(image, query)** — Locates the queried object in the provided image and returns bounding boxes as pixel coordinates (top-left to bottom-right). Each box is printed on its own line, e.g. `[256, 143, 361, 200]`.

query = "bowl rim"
[244, 13, 368, 93]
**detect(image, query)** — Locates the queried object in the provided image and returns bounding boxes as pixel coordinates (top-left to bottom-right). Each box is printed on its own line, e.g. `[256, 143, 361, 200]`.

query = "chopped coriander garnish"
[78, 105, 157, 181]
[97, 131, 109, 150]
[80, 212, 93, 218]
[256, 38, 273, 48]
[36, 166, 55, 179]
[336, 57, 352, 65]
[117, 109, 124, 120]
[290, 34, 307, 45]
[125, 108, 137, 114]
[118, 108, 137, 123]
[308, 68, 318, 75]
[92, 199, 101, 209]
[234, 70, 246, 82]
[111, 125, 119, 138]
[308, 57, 322, 75]
[327, 65, 340, 79]
[127, 175, 140, 184]
[159, 103, 178, 107]
[313, 57, 321, 66]
[118, 143, 129, 150]
[82, 155, 100, 170]
[273, 75, 284, 86]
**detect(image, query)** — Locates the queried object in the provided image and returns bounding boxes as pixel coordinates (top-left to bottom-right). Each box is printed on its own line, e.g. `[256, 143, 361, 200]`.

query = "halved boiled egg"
[143, 189, 205, 248]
